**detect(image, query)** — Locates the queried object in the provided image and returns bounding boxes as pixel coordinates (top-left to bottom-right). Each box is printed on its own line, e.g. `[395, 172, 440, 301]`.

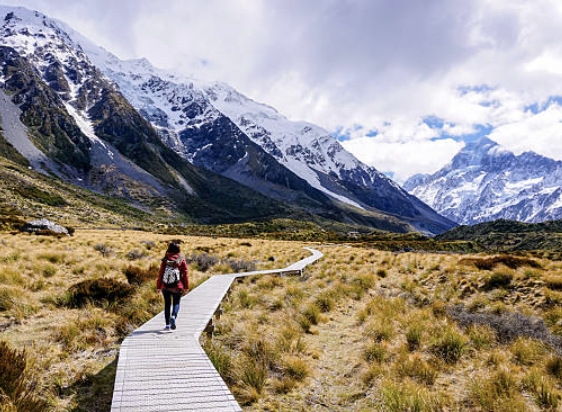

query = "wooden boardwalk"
[111, 247, 323, 412]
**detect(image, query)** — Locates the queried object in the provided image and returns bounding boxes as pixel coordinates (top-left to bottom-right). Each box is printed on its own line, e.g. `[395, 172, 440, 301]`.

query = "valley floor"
[206, 244, 562, 412]
[0, 230, 304, 411]
[1, 230, 562, 411]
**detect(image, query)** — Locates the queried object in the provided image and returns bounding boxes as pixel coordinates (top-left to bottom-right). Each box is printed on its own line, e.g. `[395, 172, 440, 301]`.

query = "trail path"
[110, 247, 323, 412]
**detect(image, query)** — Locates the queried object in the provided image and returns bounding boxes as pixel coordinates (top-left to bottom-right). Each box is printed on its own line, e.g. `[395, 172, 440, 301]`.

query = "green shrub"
[13, 185, 67, 206]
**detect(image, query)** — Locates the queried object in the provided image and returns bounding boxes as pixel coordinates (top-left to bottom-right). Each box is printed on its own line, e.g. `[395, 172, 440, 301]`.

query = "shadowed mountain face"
[0, 6, 294, 223]
[0, 5, 455, 233]
[70, 23, 453, 234]
[404, 137, 562, 225]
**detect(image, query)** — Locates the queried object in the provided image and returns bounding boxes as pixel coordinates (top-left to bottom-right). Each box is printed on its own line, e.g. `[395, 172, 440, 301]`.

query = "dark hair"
[166, 242, 180, 254]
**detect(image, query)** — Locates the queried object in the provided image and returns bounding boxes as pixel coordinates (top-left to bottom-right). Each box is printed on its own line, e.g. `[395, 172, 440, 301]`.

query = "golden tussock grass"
[3, 231, 562, 411]
[205, 246, 562, 411]
[0, 230, 306, 411]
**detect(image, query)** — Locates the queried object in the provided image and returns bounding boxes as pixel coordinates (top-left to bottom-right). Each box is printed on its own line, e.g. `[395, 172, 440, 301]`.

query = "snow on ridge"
[64, 29, 374, 208]
[3, 5, 404, 211]
[0, 6, 117, 158]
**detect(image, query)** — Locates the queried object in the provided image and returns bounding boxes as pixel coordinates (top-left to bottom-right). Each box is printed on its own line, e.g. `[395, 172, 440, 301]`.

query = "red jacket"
[157, 253, 189, 291]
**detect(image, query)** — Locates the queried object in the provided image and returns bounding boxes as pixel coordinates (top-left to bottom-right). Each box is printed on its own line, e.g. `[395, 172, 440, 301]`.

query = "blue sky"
[7, 0, 562, 182]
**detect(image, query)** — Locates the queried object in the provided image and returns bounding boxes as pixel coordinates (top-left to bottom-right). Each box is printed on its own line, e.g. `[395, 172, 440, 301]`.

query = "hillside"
[436, 219, 562, 254]
[60, 10, 454, 235]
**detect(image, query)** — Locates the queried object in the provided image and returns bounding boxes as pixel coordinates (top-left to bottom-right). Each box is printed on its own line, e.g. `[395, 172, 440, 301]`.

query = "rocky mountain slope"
[63, 21, 452, 234]
[403, 137, 562, 225]
[0, 5, 296, 224]
[0, 5, 454, 233]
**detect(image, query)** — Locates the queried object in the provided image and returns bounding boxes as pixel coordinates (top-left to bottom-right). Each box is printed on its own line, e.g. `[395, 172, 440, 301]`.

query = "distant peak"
[132, 57, 151, 66]
[463, 136, 497, 150]
[0, 5, 48, 25]
[457, 136, 509, 158]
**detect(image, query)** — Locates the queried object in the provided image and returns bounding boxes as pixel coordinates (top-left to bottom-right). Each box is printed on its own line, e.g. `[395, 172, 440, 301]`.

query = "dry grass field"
[2, 230, 562, 411]
[0, 230, 305, 411]
[205, 245, 562, 412]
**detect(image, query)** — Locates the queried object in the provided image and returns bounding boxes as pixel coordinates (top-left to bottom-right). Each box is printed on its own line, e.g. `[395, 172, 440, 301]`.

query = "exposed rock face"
[403, 137, 562, 225]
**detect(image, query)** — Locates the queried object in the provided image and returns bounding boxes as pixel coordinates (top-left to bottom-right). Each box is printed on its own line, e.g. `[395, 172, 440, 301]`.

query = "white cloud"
[489, 103, 562, 159]
[342, 138, 464, 183]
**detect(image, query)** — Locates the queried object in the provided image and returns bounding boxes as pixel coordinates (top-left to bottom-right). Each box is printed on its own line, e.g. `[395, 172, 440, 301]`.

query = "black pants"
[162, 289, 181, 325]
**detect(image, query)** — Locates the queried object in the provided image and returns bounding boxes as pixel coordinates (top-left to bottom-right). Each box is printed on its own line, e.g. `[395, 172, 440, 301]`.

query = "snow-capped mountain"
[58, 24, 453, 234]
[0, 5, 297, 222]
[403, 137, 562, 225]
[0, 5, 455, 233]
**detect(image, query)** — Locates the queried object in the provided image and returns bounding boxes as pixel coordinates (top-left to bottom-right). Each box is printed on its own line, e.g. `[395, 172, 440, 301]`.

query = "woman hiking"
[157, 242, 189, 331]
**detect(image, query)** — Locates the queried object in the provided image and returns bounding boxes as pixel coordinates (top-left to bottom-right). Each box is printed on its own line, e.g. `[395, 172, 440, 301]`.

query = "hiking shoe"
[164, 325, 170, 331]
[170, 317, 176, 330]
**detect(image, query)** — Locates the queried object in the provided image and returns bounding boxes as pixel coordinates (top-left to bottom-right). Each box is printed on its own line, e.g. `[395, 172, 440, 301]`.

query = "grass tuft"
[363, 342, 386, 363]
[0, 341, 47, 412]
[430, 324, 467, 363]
[395, 353, 439, 385]
[380, 378, 441, 412]
[470, 368, 526, 412]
